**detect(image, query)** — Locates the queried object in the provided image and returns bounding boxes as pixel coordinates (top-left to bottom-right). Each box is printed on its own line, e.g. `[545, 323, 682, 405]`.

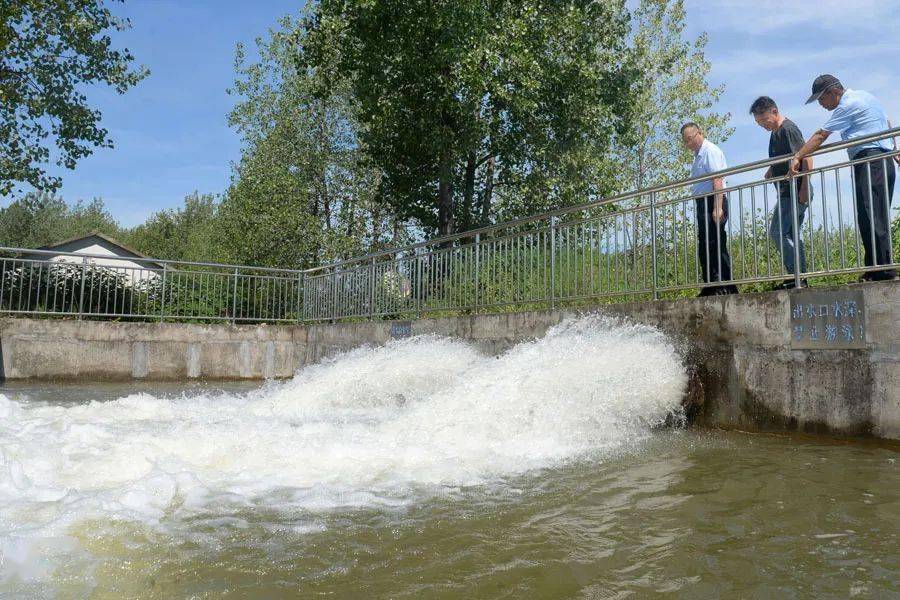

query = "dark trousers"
[853, 149, 896, 279]
[695, 195, 734, 287]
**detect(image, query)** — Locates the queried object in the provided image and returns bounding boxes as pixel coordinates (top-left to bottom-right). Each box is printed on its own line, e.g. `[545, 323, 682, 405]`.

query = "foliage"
[304, 0, 641, 235]
[222, 15, 401, 269]
[0, 192, 120, 248]
[122, 192, 221, 262]
[0, 0, 147, 196]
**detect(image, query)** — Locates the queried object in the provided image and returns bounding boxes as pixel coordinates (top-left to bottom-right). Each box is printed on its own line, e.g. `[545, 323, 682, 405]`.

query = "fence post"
[77, 256, 87, 319]
[331, 269, 338, 323]
[159, 266, 167, 322]
[789, 173, 802, 289]
[369, 257, 376, 319]
[474, 232, 480, 314]
[550, 216, 557, 309]
[296, 271, 304, 324]
[231, 268, 238, 325]
[650, 191, 659, 300]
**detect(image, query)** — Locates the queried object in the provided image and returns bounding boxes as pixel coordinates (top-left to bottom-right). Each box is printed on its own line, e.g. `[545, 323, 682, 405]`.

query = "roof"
[25, 232, 167, 269]
[39, 231, 150, 258]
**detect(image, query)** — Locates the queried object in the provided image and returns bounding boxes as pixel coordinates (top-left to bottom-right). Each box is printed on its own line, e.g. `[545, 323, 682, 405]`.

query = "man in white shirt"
[682, 122, 738, 296]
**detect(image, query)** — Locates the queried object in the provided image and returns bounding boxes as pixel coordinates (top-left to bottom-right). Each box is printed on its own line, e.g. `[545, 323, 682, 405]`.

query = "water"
[0, 316, 896, 598]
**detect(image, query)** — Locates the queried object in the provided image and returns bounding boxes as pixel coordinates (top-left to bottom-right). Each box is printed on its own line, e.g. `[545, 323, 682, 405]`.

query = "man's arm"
[712, 177, 725, 223]
[790, 129, 831, 174]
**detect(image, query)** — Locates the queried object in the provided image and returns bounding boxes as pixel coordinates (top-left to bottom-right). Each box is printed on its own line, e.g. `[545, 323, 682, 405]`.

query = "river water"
[0, 316, 896, 598]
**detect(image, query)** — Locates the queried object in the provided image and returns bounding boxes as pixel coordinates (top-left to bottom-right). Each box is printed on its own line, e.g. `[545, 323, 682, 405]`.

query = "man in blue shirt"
[790, 75, 897, 281]
[682, 122, 738, 296]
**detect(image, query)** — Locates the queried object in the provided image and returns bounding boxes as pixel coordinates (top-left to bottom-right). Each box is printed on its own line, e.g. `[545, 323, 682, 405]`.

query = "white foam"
[0, 314, 686, 585]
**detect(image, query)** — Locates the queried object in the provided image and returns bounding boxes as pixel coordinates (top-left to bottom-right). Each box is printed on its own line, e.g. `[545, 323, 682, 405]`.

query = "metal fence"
[2, 128, 898, 323]
[0, 250, 302, 322]
[302, 128, 900, 321]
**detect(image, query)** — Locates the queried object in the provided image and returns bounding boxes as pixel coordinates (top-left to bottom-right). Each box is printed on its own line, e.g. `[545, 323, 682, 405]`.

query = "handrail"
[301, 126, 900, 273]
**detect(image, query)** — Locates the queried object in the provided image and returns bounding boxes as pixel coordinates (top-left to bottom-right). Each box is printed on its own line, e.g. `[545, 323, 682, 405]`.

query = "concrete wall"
[1, 280, 897, 440]
[0, 319, 305, 381]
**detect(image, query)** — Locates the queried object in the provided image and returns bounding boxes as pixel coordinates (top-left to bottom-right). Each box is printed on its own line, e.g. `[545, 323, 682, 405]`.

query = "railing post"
[650, 191, 659, 300]
[789, 173, 802, 289]
[296, 271, 304, 324]
[159, 266, 166, 322]
[550, 216, 557, 309]
[331, 269, 338, 323]
[77, 256, 87, 319]
[231, 268, 238, 325]
[369, 257, 376, 319]
[474, 233, 480, 314]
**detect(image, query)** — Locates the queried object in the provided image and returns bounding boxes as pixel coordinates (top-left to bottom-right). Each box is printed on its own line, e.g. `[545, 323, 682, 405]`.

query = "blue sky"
[7, 0, 900, 227]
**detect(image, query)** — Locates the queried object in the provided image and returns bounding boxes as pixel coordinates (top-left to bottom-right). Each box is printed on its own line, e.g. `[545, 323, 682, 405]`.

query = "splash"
[0, 314, 686, 587]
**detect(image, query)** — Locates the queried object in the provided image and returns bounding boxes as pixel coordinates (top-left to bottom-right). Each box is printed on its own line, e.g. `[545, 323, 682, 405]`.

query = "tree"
[0, 0, 147, 196]
[0, 193, 120, 248]
[123, 192, 221, 262]
[614, 0, 732, 194]
[222, 15, 401, 269]
[304, 0, 640, 236]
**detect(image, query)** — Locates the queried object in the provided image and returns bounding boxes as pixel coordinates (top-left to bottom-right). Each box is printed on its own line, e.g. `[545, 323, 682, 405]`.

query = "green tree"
[305, 0, 640, 235]
[223, 15, 400, 269]
[123, 192, 221, 262]
[0, 0, 147, 196]
[0, 193, 120, 248]
[614, 0, 732, 194]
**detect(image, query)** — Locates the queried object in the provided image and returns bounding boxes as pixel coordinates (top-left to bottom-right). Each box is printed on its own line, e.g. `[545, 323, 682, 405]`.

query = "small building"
[19, 232, 167, 282]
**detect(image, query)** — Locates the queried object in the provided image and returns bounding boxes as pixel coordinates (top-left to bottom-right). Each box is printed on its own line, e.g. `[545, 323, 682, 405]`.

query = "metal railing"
[1, 128, 898, 323]
[0, 249, 303, 323]
[302, 127, 900, 321]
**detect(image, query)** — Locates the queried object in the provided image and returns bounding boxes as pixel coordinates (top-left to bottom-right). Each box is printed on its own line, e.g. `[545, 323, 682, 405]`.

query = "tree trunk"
[437, 148, 455, 239]
[480, 155, 494, 226]
[461, 150, 476, 232]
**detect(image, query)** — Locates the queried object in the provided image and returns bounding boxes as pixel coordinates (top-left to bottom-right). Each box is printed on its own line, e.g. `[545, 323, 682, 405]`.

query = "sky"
[5, 0, 900, 227]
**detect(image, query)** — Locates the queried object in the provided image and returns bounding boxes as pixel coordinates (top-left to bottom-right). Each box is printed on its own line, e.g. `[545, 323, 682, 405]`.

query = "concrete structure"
[0, 281, 897, 439]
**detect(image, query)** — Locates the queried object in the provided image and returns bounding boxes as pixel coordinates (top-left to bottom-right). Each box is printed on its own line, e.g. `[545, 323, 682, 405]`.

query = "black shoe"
[861, 271, 898, 282]
[714, 285, 739, 296]
[774, 278, 807, 290]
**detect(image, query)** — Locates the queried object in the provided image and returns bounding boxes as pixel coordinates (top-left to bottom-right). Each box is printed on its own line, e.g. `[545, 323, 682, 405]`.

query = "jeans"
[768, 192, 808, 275]
[853, 149, 896, 279]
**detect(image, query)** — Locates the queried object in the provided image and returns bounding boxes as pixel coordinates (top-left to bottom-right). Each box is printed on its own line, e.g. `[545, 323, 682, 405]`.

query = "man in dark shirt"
[750, 96, 812, 289]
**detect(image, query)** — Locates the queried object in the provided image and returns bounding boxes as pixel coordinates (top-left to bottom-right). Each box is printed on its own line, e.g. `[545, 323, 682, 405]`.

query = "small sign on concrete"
[391, 321, 412, 338]
[789, 288, 865, 349]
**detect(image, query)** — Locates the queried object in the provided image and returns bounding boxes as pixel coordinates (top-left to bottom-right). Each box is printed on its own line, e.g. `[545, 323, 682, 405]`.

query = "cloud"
[712, 42, 900, 79]
[689, 0, 899, 35]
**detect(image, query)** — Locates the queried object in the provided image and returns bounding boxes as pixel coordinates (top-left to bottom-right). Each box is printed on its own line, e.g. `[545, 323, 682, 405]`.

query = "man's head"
[749, 96, 782, 131]
[806, 74, 844, 110]
[680, 122, 704, 153]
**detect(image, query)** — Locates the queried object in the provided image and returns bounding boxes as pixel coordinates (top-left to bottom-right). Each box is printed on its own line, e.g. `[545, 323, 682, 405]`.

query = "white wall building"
[20, 232, 166, 283]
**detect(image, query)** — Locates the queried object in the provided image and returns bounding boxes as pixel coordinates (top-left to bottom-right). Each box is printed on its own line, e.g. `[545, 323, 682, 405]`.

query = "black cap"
[806, 74, 841, 104]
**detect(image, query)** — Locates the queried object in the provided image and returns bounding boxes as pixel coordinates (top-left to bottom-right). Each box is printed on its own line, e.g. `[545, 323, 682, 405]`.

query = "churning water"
[0, 316, 897, 598]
